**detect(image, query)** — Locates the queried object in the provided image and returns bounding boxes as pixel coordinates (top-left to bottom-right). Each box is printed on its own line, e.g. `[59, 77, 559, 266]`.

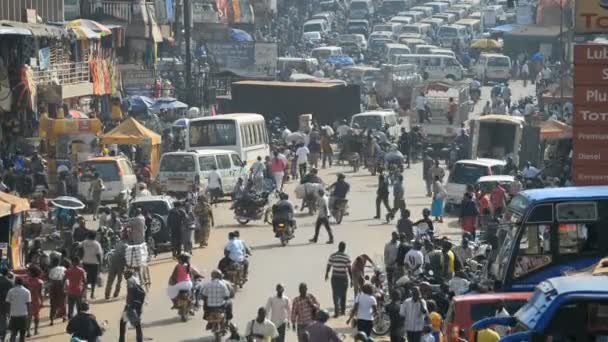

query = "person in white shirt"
[521, 162, 540, 179]
[265, 284, 290, 342]
[405, 241, 424, 275]
[6, 277, 31, 341]
[494, 301, 511, 337]
[245, 307, 278, 342]
[482, 101, 491, 115]
[207, 165, 223, 196]
[250, 156, 265, 192]
[448, 272, 470, 295]
[400, 286, 427, 342]
[135, 183, 152, 198]
[415, 92, 428, 123]
[295, 144, 310, 179]
[347, 283, 377, 338]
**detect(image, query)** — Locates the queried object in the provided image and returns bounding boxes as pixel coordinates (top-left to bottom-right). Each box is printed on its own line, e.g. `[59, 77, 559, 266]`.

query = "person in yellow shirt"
[477, 327, 500, 342]
[428, 301, 445, 342]
[442, 240, 455, 278]
[110, 98, 123, 122]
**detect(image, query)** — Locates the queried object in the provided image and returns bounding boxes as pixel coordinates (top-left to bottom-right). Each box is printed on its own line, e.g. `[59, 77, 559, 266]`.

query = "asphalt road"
[31, 81, 533, 342]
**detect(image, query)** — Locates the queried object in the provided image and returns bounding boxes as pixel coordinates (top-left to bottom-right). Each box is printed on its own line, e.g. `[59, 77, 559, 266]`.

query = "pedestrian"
[430, 160, 445, 183]
[385, 290, 405, 342]
[490, 182, 508, 218]
[207, 164, 223, 201]
[250, 156, 266, 192]
[308, 139, 321, 169]
[400, 286, 428, 342]
[0, 268, 12, 341]
[405, 241, 424, 275]
[265, 284, 290, 342]
[119, 270, 145, 342]
[128, 208, 146, 245]
[384, 232, 400, 288]
[291, 283, 319, 342]
[245, 307, 279, 341]
[522, 61, 530, 87]
[351, 254, 375, 297]
[447, 97, 457, 125]
[65, 257, 86, 319]
[398, 128, 411, 169]
[23, 265, 43, 336]
[442, 240, 456, 279]
[168, 201, 186, 257]
[6, 277, 30, 342]
[460, 193, 479, 240]
[271, 151, 287, 191]
[304, 310, 341, 342]
[104, 238, 126, 300]
[397, 209, 414, 241]
[81, 231, 102, 300]
[320, 132, 333, 168]
[423, 152, 433, 197]
[388, 174, 406, 222]
[477, 327, 500, 342]
[295, 143, 310, 179]
[374, 173, 392, 219]
[326, 242, 352, 317]
[88, 172, 104, 220]
[431, 176, 446, 223]
[66, 302, 103, 342]
[415, 92, 428, 123]
[194, 195, 214, 248]
[309, 189, 334, 244]
[347, 283, 377, 337]
[181, 204, 196, 254]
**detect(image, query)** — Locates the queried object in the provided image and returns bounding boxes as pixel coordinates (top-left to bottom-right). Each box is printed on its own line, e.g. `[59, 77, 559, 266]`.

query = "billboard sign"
[575, 0, 608, 33]
[207, 42, 277, 78]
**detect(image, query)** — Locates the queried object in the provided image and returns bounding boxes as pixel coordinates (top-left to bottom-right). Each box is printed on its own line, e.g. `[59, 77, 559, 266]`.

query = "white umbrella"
[50, 196, 85, 210]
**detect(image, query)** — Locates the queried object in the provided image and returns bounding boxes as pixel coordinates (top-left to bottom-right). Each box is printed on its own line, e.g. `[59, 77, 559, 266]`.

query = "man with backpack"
[119, 270, 145, 342]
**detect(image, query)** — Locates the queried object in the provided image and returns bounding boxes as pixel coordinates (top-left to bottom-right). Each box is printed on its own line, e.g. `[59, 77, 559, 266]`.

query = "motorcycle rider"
[300, 168, 324, 211]
[521, 161, 540, 180]
[470, 78, 481, 102]
[327, 173, 350, 214]
[202, 270, 233, 324]
[272, 192, 296, 236]
[224, 232, 249, 281]
[503, 156, 517, 176]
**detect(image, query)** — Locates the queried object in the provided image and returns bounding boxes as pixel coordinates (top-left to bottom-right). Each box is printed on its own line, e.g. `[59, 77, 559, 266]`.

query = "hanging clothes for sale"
[0, 57, 11, 113]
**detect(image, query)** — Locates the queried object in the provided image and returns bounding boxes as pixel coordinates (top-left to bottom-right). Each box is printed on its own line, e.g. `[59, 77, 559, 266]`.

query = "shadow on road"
[142, 316, 182, 329]
[251, 241, 314, 251]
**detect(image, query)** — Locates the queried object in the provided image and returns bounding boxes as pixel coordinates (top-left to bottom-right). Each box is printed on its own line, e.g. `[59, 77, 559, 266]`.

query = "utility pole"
[559, 3, 564, 119]
[184, 0, 193, 105]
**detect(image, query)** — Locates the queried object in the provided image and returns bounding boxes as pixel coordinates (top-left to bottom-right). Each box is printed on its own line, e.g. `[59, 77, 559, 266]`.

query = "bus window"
[189, 120, 237, 147]
[558, 223, 599, 255]
[513, 224, 552, 278]
[556, 202, 598, 222]
[247, 125, 254, 146]
[429, 57, 440, 66]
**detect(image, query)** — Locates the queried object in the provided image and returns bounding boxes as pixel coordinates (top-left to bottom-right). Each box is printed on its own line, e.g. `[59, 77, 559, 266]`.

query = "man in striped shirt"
[325, 242, 352, 318]
[291, 283, 319, 342]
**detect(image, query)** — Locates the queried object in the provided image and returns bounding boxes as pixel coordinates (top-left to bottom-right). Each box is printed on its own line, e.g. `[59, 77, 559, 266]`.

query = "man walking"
[310, 189, 334, 244]
[295, 143, 310, 179]
[194, 195, 214, 248]
[0, 268, 12, 342]
[105, 237, 126, 300]
[6, 277, 30, 342]
[119, 270, 145, 342]
[266, 284, 290, 342]
[245, 307, 279, 341]
[326, 242, 352, 317]
[400, 286, 428, 342]
[271, 151, 287, 191]
[65, 257, 86, 319]
[374, 173, 391, 219]
[168, 201, 186, 257]
[398, 128, 411, 169]
[291, 283, 319, 342]
[384, 232, 400, 288]
[88, 172, 104, 220]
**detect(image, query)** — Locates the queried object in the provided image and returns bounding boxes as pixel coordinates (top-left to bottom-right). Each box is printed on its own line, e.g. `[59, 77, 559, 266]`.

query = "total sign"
[575, 0, 608, 33]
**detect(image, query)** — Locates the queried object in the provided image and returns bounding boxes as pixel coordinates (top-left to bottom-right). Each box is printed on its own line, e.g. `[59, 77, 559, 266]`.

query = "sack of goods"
[126, 243, 148, 268]
[295, 183, 324, 199]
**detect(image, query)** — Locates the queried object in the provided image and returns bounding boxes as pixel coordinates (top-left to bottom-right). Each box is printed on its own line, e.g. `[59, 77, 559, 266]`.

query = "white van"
[396, 11, 426, 22]
[437, 24, 468, 48]
[393, 54, 464, 80]
[474, 53, 512, 83]
[350, 0, 375, 19]
[78, 156, 138, 204]
[389, 16, 413, 25]
[415, 44, 438, 54]
[373, 22, 402, 38]
[400, 24, 432, 39]
[425, 2, 449, 14]
[156, 150, 247, 195]
[303, 19, 329, 34]
[311, 46, 343, 62]
[445, 158, 506, 209]
[430, 48, 456, 58]
[350, 111, 402, 137]
[385, 43, 411, 63]
[433, 12, 457, 24]
[410, 6, 434, 17]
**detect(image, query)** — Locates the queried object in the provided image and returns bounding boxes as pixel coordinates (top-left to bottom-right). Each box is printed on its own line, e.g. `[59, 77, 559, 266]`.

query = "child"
[414, 208, 435, 239]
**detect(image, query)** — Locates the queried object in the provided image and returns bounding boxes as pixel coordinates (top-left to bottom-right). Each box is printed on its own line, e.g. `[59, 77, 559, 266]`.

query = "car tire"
[151, 214, 169, 243]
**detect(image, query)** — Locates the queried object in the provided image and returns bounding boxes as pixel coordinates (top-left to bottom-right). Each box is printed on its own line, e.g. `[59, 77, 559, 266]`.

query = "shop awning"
[0, 21, 68, 38]
[68, 19, 112, 40]
[0, 202, 11, 217]
[540, 119, 572, 140]
[0, 22, 32, 36]
[0, 192, 30, 215]
[101, 117, 161, 145]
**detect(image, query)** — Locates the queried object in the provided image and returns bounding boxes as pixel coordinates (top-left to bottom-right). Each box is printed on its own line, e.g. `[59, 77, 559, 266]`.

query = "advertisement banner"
[573, 64, 608, 85]
[573, 107, 608, 126]
[573, 165, 608, 185]
[574, 44, 608, 64]
[573, 86, 608, 106]
[575, 0, 608, 33]
[573, 126, 608, 146]
[207, 42, 276, 78]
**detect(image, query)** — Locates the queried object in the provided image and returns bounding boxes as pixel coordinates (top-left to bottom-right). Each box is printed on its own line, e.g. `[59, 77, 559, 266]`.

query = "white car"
[302, 31, 323, 44]
[78, 156, 138, 204]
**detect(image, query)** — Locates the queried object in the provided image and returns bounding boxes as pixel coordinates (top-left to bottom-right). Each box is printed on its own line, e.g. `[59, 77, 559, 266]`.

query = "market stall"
[0, 192, 30, 270]
[100, 118, 162, 175]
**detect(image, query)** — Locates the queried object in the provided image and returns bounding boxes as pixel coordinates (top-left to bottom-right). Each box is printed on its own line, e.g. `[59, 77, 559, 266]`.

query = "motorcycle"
[274, 218, 295, 246]
[206, 309, 229, 342]
[233, 192, 271, 225]
[372, 288, 391, 336]
[225, 262, 246, 290]
[330, 198, 348, 224]
[301, 192, 318, 215]
[176, 289, 193, 322]
[344, 152, 360, 172]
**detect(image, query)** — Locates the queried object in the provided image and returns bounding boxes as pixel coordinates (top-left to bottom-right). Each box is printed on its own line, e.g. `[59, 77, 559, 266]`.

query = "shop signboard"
[207, 42, 277, 78]
[573, 43, 608, 185]
[120, 67, 156, 96]
[575, 0, 608, 33]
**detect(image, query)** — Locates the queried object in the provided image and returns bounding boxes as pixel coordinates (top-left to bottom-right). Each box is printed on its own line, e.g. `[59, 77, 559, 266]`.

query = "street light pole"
[559, 3, 564, 119]
[184, 0, 193, 105]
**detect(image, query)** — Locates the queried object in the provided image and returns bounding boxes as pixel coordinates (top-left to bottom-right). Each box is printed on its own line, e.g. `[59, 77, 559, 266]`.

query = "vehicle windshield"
[159, 154, 195, 172]
[129, 201, 170, 217]
[350, 2, 367, 10]
[488, 57, 510, 67]
[189, 119, 237, 148]
[449, 163, 489, 184]
[492, 222, 519, 280]
[313, 50, 332, 59]
[390, 48, 410, 56]
[340, 34, 358, 43]
[402, 26, 421, 34]
[370, 40, 390, 50]
[352, 115, 383, 130]
[80, 161, 120, 182]
[438, 27, 458, 37]
[304, 23, 323, 32]
[375, 25, 392, 32]
[513, 284, 554, 331]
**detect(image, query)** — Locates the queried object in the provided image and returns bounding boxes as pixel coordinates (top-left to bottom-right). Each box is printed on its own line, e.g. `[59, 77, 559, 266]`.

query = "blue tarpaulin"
[149, 97, 188, 112]
[489, 24, 521, 34]
[326, 55, 355, 67]
[124, 95, 155, 113]
[230, 28, 253, 42]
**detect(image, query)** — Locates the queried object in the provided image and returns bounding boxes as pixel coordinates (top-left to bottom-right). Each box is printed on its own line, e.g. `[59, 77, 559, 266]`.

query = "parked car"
[78, 156, 138, 204]
[128, 195, 176, 245]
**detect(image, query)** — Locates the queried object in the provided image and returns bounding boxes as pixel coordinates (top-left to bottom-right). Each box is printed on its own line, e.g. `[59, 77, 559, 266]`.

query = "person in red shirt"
[447, 97, 458, 125]
[490, 183, 508, 218]
[65, 257, 87, 319]
[271, 151, 287, 191]
[30, 191, 49, 212]
[23, 265, 44, 336]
